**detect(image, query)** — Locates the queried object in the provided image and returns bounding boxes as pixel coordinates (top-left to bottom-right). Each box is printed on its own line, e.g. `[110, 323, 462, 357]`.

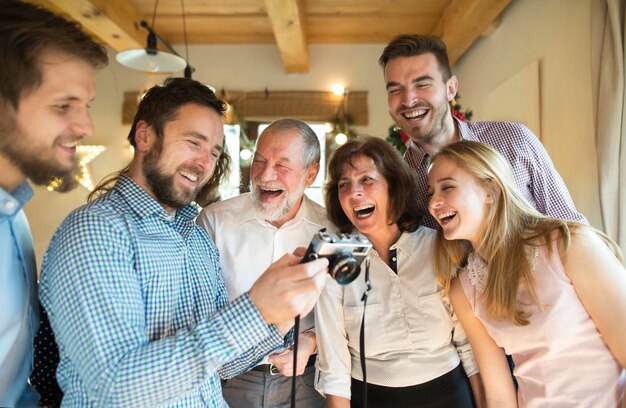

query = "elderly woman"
[315, 136, 482, 408]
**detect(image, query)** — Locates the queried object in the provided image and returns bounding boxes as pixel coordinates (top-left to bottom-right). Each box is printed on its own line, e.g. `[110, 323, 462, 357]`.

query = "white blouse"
[314, 227, 477, 399]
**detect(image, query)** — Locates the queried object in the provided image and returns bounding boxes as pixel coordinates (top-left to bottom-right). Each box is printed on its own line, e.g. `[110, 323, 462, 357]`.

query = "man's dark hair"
[379, 34, 452, 81]
[325, 136, 422, 233]
[127, 77, 227, 147]
[90, 78, 230, 206]
[0, 0, 108, 110]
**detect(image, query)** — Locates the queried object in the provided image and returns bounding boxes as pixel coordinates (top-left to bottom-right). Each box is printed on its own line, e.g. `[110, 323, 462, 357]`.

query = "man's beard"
[250, 174, 307, 222]
[143, 141, 206, 209]
[397, 98, 450, 146]
[0, 111, 79, 192]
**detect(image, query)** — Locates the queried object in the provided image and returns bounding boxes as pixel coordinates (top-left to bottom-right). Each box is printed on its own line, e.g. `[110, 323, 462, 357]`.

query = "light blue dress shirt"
[40, 176, 286, 407]
[0, 182, 40, 408]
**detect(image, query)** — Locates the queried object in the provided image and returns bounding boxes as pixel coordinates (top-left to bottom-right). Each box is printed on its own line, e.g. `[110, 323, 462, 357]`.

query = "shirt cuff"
[315, 370, 351, 399]
[457, 345, 479, 377]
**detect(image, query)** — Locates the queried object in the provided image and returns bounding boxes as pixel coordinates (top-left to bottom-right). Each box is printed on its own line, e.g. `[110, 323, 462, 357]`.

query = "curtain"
[591, 0, 626, 256]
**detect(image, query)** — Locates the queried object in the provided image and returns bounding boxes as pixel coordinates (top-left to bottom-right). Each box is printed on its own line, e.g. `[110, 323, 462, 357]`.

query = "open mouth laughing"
[436, 210, 457, 225]
[255, 182, 286, 201]
[354, 204, 375, 219]
[59, 141, 78, 149]
[178, 169, 199, 183]
[56, 138, 82, 155]
[402, 108, 429, 121]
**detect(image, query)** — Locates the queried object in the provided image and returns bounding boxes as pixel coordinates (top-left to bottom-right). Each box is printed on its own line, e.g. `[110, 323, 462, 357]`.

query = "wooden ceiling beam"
[433, 0, 512, 66]
[29, 0, 145, 52]
[263, 0, 309, 73]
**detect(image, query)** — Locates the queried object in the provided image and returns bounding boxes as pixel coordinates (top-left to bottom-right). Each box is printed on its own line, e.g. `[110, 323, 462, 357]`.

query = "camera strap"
[359, 256, 371, 408]
[291, 315, 300, 408]
[290, 255, 372, 408]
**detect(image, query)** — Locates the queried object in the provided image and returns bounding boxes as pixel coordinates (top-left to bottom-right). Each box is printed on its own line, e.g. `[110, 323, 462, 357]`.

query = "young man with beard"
[39, 80, 329, 407]
[379, 34, 587, 229]
[0, 1, 107, 406]
[197, 119, 330, 408]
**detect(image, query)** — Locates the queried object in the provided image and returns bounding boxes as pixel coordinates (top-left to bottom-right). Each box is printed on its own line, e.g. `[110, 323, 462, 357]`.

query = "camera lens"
[329, 254, 360, 285]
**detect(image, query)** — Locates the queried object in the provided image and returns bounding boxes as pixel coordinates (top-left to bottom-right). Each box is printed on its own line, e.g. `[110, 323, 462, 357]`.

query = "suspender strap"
[359, 256, 372, 408]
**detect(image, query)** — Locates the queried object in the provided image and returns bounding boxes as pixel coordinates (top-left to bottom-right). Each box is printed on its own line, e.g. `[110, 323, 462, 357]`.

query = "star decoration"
[46, 145, 106, 192]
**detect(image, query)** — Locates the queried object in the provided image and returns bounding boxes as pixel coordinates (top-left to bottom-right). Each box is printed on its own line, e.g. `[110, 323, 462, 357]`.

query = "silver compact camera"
[302, 228, 373, 285]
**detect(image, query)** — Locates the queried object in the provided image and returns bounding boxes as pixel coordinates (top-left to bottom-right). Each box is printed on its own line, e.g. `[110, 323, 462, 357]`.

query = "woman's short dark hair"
[325, 136, 422, 233]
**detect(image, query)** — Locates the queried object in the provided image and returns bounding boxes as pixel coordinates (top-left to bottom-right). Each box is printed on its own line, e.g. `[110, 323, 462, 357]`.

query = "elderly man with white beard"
[197, 118, 332, 408]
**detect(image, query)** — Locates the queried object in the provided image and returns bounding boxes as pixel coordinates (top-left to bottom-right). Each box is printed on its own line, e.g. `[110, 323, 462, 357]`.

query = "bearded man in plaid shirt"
[40, 78, 328, 407]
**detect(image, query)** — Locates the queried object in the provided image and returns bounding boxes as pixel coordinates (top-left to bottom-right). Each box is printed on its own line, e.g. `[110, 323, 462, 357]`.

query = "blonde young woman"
[427, 140, 626, 407]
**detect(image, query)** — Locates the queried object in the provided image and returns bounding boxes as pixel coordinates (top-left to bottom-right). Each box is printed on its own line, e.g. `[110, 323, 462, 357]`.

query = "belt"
[251, 354, 317, 375]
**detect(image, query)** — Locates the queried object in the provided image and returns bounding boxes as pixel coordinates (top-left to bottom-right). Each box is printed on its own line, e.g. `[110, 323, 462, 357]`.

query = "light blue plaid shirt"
[40, 176, 286, 407]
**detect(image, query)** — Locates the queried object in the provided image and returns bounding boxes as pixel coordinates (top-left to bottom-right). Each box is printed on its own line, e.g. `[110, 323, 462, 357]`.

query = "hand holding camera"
[301, 229, 373, 285]
[249, 229, 372, 334]
[249, 252, 329, 333]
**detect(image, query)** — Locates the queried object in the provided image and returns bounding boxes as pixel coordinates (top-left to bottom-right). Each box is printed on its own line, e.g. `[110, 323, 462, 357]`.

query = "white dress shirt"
[314, 227, 478, 399]
[197, 192, 334, 334]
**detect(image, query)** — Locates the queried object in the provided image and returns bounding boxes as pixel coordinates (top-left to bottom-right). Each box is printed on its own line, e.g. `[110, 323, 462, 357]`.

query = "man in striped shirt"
[379, 34, 586, 229]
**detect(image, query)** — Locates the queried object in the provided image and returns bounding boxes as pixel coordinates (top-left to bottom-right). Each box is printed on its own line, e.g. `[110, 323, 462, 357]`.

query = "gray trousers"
[222, 365, 325, 408]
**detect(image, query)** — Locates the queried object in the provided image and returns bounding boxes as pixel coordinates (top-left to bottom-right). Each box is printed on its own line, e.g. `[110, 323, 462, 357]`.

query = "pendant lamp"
[116, 21, 187, 73]
[116, 0, 194, 78]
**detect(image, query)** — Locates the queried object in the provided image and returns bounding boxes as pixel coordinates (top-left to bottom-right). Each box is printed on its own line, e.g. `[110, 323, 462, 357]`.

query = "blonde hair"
[429, 141, 621, 325]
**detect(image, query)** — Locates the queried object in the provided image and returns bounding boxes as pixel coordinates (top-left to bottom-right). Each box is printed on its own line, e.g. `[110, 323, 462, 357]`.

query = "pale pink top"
[458, 243, 625, 407]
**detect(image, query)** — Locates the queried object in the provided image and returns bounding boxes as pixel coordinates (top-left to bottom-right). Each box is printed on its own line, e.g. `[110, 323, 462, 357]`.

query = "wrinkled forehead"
[340, 154, 379, 176]
[256, 130, 304, 158]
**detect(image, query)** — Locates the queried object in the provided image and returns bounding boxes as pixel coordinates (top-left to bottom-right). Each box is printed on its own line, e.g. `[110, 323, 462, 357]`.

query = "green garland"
[386, 125, 407, 155]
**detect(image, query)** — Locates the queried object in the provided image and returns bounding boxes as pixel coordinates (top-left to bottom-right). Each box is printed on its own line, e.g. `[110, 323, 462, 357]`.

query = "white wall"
[25, 0, 601, 267]
[453, 0, 600, 227]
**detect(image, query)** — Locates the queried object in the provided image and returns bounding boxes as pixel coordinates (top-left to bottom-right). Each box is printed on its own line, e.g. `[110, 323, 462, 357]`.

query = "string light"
[76, 145, 106, 191]
[334, 133, 347, 145]
[46, 145, 106, 192]
[46, 178, 62, 191]
[239, 148, 252, 161]
[332, 84, 345, 96]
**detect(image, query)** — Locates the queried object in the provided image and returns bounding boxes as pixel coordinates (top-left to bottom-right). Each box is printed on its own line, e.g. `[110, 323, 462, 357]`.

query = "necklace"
[466, 246, 539, 292]
[466, 252, 488, 292]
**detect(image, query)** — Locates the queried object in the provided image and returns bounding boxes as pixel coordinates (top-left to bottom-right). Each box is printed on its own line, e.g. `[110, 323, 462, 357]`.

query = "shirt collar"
[405, 139, 430, 167]
[405, 117, 476, 166]
[0, 181, 33, 217]
[456, 117, 478, 141]
[114, 175, 199, 221]
[391, 229, 423, 257]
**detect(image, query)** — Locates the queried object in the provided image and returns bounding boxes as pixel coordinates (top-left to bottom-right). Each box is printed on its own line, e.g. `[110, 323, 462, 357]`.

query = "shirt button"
[392, 257, 397, 262]
[3, 200, 16, 213]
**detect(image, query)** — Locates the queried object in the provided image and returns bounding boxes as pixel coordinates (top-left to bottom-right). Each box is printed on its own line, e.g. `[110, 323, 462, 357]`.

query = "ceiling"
[28, 0, 512, 73]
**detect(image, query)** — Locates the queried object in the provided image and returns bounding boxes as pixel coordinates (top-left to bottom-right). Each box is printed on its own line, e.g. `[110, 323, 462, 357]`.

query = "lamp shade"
[116, 48, 187, 73]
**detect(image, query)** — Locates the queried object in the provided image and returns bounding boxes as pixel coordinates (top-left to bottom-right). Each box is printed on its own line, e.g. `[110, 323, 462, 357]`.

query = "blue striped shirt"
[40, 176, 285, 407]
